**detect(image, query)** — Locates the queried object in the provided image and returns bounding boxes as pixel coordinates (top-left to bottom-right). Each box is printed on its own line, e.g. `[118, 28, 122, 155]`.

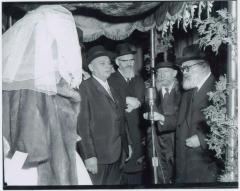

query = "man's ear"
[115, 58, 120, 67]
[172, 70, 177, 77]
[88, 63, 93, 72]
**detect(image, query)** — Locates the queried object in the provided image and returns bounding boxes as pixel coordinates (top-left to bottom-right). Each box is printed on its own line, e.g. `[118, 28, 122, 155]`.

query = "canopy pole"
[149, 27, 158, 184]
[226, 0, 237, 182]
[150, 28, 156, 87]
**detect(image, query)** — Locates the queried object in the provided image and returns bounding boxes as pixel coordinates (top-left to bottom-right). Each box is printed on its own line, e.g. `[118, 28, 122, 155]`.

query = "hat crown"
[116, 43, 136, 57]
[176, 44, 206, 65]
[155, 52, 177, 70]
[86, 45, 110, 64]
[87, 45, 106, 57]
[182, 44, 205, 59]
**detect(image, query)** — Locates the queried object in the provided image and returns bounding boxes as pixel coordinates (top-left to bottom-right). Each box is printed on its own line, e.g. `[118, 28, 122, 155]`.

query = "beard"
[183, 73, 199, 90]
[156, 79, 173, 91]
[121, 66, 135, 80]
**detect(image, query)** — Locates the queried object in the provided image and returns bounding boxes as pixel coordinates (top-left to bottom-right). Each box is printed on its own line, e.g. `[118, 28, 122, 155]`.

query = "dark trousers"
[121, 171, 143, 185]
[89, 159, 122, 185]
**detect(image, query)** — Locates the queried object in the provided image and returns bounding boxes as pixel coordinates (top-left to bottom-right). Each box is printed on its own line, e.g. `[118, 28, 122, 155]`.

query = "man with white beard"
[144, 44, 220, 183]
[109, 43, 146, 184]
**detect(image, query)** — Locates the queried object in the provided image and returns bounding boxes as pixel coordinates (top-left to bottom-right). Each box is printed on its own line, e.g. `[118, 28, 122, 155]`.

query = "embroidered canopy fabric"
[10, 2, 185, 42]
[73, 2, 184, 42]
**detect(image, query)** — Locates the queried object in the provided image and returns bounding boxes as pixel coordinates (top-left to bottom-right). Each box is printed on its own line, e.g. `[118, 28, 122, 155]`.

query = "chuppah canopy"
[8, 2, 185, 42]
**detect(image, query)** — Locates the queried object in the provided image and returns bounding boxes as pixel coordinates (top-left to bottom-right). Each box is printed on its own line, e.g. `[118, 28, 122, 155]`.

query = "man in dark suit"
[77, 45, 131, 185]
[108, 43, 146, 184]
[144, 44, 219, 183]
[149, 60, 181, 184]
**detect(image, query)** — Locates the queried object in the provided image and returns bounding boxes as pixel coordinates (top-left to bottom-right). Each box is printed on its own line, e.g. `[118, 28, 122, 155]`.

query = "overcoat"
[162, 74, 219, 183]
[109, 71, 145, 173]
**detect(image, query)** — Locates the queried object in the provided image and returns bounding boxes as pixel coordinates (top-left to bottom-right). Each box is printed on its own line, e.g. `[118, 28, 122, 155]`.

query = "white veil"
[3, 5, 82, 95]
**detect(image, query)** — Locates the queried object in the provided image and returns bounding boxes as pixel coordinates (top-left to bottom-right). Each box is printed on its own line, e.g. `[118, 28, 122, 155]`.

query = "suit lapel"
[91, 78, 115, 104]
[177, 90, 193, 126]
[115, 71, 132, 95]
[178, 74, 215, 127]
[192, 74, 215, 109]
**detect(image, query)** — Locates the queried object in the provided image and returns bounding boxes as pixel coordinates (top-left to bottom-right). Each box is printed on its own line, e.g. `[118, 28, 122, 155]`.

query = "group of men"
[77, 42, 221, 185]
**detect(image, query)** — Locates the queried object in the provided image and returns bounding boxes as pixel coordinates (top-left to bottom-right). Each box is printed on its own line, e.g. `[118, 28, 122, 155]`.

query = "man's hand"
[84, 157, 98, 174]
[186, 135, 200, 148]
[143, 112, 165, 123]
[125, 97, 141, 113]
[125, 145, 133, 162]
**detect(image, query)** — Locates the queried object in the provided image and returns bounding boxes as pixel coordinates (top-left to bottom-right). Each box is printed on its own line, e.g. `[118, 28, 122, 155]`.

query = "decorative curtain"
[8, 2, 185, 42]
[74, 2, 184, 42]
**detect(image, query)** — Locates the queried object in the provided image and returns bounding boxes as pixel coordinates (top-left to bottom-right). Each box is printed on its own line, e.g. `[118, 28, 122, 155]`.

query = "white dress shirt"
[161, 82, 174, 97]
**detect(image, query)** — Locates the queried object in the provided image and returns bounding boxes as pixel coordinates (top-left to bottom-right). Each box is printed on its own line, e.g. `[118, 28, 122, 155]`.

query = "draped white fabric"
[3, 5, 82, 95]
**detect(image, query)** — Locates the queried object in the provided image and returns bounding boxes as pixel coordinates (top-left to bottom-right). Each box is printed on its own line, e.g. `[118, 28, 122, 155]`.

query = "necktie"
[162, 88, 170, 114]
[164, 88, 170, 100]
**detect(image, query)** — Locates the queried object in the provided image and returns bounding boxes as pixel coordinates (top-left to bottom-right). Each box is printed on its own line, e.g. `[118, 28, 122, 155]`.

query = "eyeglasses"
[180, 61, 205, 73]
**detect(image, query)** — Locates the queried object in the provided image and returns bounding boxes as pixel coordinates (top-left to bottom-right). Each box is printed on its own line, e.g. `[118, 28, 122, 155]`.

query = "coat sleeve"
[135, 76, 145, 104]
[77, 85, 96, 160]
[157, 115, 178, 132]
[195, 111, 209, 150]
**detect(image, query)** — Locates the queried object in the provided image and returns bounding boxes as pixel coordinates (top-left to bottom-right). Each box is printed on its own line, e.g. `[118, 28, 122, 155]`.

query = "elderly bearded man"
[144, 44, 220, 183]
[109, 43, 146, 185]
[77, 45, 131, 185]
[146, 58, 181, 184]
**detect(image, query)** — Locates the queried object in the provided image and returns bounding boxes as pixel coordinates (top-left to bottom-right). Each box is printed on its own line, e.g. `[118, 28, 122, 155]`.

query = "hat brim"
[176, 56, 206, 65]
[156, 65, 178, 70]
[155, 61, 179, 70]
[87, 51, 113, 64]
[116, 50, 136, 58]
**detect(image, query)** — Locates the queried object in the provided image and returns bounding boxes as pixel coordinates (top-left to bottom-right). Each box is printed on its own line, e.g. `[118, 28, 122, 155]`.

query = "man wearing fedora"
[77, 45, 131, 185]
[146, 55, 181, 184]
[144, 44, 220, 183]
[108, 43, 146, 184]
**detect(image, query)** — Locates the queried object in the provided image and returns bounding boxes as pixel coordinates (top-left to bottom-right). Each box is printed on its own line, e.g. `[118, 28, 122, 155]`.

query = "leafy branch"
[202, 75, 238, 181]
[157, 1, 236, 55]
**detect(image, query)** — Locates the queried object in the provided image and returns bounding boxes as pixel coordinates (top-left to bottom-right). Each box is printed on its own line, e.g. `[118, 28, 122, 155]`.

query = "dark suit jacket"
[77, 77, 129, 164]
[154, 81, 181, 182]
[160, 74, 219, 183]
[109, 71, 145, 172]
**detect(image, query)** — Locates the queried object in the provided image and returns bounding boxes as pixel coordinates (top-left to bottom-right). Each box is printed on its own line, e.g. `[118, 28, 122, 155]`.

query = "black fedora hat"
[155, 52, 178, 70]
[86, 45, 112, 64]
[115, 43, 136, 57]
[156, 61, 178, 70]
[177, 44, 206, 65]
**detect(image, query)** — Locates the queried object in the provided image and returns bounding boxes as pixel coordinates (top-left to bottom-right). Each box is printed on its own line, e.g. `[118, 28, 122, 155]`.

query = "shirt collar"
[161, 82, 174, 95]
[93, 75, 109, 89]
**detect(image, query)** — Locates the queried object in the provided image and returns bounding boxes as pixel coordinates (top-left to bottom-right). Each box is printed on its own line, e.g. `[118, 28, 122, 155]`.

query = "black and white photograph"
[1, 0, 238, 189]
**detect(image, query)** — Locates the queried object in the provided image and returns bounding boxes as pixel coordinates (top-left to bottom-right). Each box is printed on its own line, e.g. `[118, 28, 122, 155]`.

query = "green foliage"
[202, 75, 238, 181]
[157, 1, 236, 55]
[195, 8, 237, 54]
